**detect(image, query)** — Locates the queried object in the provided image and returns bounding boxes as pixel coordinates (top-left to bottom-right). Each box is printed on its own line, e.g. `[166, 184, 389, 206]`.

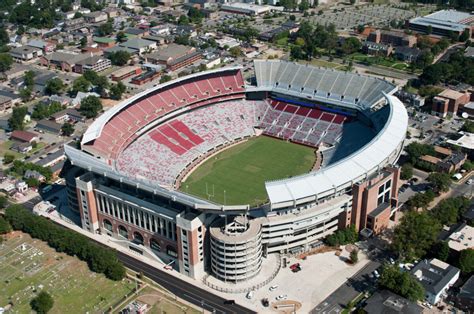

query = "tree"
[325, 225, 358, 247]
[430, 241, 450, 262]
[404, 142, 435, 164]
[462, 120, 474, 133]
[24, 70, 35, 89]
[406, 190, 435, 210]
[229, 46, 242, 58]
[79, 96, 102, 118]
[340, 37, 361, 55]
[427, 172, 451, 194]
[379, 265, 425, 302]
[392, 211, 442, 261]
[3, 153, 16, 165]
[298, 0, 309, 11]
[459, 29, 470, 42]
[401, 163, 414, 180]
[61, 123, 75, 136]
[459, 249, 474, 274]
[72, 76, 92, 94]
[110, 82, 126, 100]
[108, 51, 131, 66]
[462, 160, 474, 172]
[8, 106, 28, 131]
[350, 249, 358, 264]
[0, 195, 8, 209]
[98, 22, 113, 36]
[30, 291, 54, 314]
[431, 196, 470, 225]
[79, 37, 88, 48]
[159, 75, 172, 84]
[0, 216, 11, 234]
[20, 88, 32, 102]
[44, 78, 65, 95]
[0, 53, 13, 73]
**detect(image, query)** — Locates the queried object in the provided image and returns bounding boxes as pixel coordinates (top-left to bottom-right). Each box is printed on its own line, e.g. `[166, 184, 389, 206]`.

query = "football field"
[180, 136, 316, 206]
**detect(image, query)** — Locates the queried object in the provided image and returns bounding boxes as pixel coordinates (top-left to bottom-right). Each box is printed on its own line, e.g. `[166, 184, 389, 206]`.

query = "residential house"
[10, 130, 39, 143]
[51, 108, 84, 124]
[27, 39, 55, 53]
[40, 51, 81, 72]
[393, 46, 422, 63]
[24, 170, 46, 182]
[73, 55, 111, 74]
[93, 37, 116, 49]
[9, 46, 43, 63]
[84, 11, 108, 23]
[124, 27, 149, 38]
[0, 95, 13, 115]
[35, 119, 62, 134]
[118, 38, 157, 55]
[11, 142, 32, 153]
[145, 44, 201, 71]
[452, 275, 474, 312]
[411, 258, 460, 305]
[362, 42, 393, 57]
[363, 290, 423, 314]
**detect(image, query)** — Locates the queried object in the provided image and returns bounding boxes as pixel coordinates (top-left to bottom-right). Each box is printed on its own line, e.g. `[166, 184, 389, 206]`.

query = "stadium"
[65, 60, 408, 285]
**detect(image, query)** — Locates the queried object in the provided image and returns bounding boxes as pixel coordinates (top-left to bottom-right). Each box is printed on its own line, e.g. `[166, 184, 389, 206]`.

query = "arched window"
[103, 219, 113, 232]
[133, 231, 144, 245]
[118, 225, 128, 239]
[150, 239, 161, 252]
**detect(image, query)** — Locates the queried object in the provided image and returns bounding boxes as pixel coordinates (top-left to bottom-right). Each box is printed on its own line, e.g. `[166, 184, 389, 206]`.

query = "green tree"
[159, 75, 172, 84]
[406, 190, 435, 210]
[44, 78, 65, 95]
[229, 46, 242, 57]
[116, 31, 127, 43]
[430, 196, 470, 225]
[8, 106, 28, 131]
[459, 29, 470, 42]
[401, 163, 414, 180]
[340, 37, 361, 55]
[3, 153, 16, 165]
[79, 37, 88, 48]
[98, 22, 113, 36]
[404, 142, 435, 164]
[0, 53, 13, 73]
[0, 195, 8, 208]
[0, 216, 11, 234]
[459, 249, 474, 274]
[108, 51, 131, 66]
[72, 76, 92, 94]
[350, 249, 358, 264]
[462, 160, 474, 171]
[430, 241, 450, 262]
[79, 96, 102, 118]
[462, 120, 474, 133]
[20, 88, 32, 102]
[30, 291, 54, 314]
[61, 122, 75, 136]
[298, 0, 309, 11]
[427, 172, 451, 194]
[392, 211, 442, 261]
[379, 265, 425, 301]
[24, 70, 35, 89]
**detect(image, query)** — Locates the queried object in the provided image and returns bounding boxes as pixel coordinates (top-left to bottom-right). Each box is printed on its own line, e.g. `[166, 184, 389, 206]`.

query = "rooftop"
[120, 38, 155, 50]
[411, 258, 460, 295]
[448, 223, 474, 252]
[447, 132, 474, 150]
[146, 44, 194, 62]
[439, 89, 467, 100]
[363, 290, 422, 314]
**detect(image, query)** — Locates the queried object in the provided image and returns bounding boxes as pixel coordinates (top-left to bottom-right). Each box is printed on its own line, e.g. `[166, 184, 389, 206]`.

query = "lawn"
[299, 59, 344, 69]
[0, 232, 136, 313]
[180, 136, 316, 206]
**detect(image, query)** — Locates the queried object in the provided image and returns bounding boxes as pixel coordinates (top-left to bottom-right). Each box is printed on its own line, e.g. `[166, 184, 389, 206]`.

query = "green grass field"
[180, 136, 316, 206]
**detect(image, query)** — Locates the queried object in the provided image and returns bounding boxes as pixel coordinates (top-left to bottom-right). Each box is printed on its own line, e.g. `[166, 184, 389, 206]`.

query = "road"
[311, 261, 381, 314]
[114, 253, 254, 314]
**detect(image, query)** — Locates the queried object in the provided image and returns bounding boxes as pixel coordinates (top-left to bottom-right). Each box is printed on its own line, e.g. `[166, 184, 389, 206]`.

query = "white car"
[373, 270, 380, 278]
[275, 294, 287, 301]
[269, 285, 278, 291]
[246, 291, 253, 299]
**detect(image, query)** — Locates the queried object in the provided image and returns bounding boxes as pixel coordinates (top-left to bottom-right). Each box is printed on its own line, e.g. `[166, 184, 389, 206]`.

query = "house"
[420, 145, 466, 173]
[363, 290, 423, 314]
[11, 142, 32, 153]
[35, 119, 62, 134]
[119, 38, 157, 55]
[447, 223, 474, 253]
[51, 108, 84, 124]
[93, 37, 116, 49]
[411, 258, 460, 305]
[145, 44, 202, 71]
[84, 11, 108, 23]
[40, 51, 81, 72]
[0, 95, 14, 115]
[362, 42, 393, 57]
[0, 89, 21, 110]
[71, 91, 100, 107]
[24, 170, 46, 182]
[124, 27, 149, 38]
[393, 46, 422, 63]
[35, 149, 65, 168]
[452, 275, 474, 312]
[16, 181, 28, 193]
[10, 130, 39, 143]
[9, 46, 43, 63]
[73, 55, 111, 74]
[27, 39, 55, 53]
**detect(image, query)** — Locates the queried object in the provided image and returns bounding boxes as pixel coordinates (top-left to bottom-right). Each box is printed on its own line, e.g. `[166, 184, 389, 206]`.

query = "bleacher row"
[259, 100, 348, 147]
[254, 60, 395, 109]
[87, 70, 246, 159]
[116, 100, 266, 186]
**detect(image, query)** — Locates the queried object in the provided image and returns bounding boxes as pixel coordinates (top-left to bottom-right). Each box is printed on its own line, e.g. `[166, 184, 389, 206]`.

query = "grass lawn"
[131, 286, 200, 314]
[300, 59, 344, 69]
[180, 136, 316, 206]
[0, 232, 136, 313]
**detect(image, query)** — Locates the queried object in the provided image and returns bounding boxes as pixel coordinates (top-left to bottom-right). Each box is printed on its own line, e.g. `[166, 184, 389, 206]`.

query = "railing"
[202, 254, 282, 294]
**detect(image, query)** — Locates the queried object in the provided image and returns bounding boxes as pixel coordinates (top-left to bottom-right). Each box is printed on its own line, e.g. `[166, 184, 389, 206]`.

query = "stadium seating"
[86, 70, 246, 159]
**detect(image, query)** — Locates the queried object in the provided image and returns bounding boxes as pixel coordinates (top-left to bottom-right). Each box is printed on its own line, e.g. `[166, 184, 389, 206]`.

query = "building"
[40, 51, 81, 72]
[368, 30, 417, 47]
[9, 46, 43, 63]
[11, 142, 32, 154]
[431, 89, 471, 117]
[84, 11, 108, 23]
[124, 27, 149, 38]
[362, 42, 393, 57]
[465, 46, 474, 58]
[10, 130, 39, 143]
[51, 108, 84, 124]
[36, 119, 62, 134]
[0, 95, 14, 115]
[393, 46, 422, 63]
[419, 146, 466, 173]
[27, 39, 55, 53]
[447, 132, 474, 159]
[363, 290, 423, 314]
[452, 275, 474, 312]
[111, 66, 142, 82]
[447, 223, 474, 253]
[344, 167, 400, 235]
[409, 10, 474, 38]
[64, 63, 406, 285]
[411, 258, 460, 305]
[24, 170, 46, 182]
[73, 55, 111, 74]
[119, 38, 157, 55]
[145, 44, 202, 71]
[93, 37, 116, 49]
[221, 3, 277, 16]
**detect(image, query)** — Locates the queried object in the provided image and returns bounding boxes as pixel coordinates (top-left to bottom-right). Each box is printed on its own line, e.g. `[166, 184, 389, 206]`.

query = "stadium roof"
[265, 93, 408, 208]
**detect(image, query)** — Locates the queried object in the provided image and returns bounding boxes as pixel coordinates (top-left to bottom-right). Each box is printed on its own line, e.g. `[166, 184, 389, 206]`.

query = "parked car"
[246, 291, 253, 299]
[275, 295, 288, 301]
[269, 285, 278, 291]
